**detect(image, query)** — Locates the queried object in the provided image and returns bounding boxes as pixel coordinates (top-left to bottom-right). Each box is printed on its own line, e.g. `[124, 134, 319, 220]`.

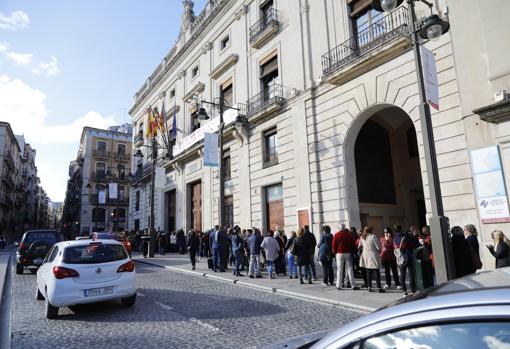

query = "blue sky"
[0, 0, 207, 202]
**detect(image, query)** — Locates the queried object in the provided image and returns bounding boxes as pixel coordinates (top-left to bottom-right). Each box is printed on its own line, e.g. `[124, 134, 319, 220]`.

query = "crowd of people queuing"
[124, 222, 510, 296]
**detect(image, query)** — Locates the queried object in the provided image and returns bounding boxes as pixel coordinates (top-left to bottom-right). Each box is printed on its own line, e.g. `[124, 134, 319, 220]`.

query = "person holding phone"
[487, 230, 510, 269]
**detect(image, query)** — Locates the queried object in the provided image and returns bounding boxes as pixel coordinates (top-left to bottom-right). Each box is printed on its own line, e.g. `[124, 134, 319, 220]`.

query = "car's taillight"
[19, 243, 25, 250]
[117, 260, 135, 273]
[53, 266, 80, 279]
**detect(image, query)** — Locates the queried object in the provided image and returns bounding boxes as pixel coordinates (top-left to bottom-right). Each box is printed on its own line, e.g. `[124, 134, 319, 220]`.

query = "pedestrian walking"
[187, 229, 200, 270]
[158, 230, 168, 255]
[176, 229, 186, 255]
[380, 227, 400, 289]
[487, 230, 510, 269]
[248, 228, 263, 278]
[261, 231, 280, 279]
[292, 227, 313, 284]
[360, 227, 384, 293]
[304, 225, 317, 281]
[333, 226, 358, 290]
[318, 225, 334, 286]
[451, 226, 476, 278]
[285, 231, 298, 279]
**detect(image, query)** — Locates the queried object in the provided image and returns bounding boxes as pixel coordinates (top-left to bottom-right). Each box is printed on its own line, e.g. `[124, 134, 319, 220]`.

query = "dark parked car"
[16, 230, 65, 274]
[266, 267, 510, 349]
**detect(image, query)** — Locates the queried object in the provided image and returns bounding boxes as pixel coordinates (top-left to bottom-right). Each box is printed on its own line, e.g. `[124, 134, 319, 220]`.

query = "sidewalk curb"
[134, 258, 373, 313]
[0, 254, 12, 349]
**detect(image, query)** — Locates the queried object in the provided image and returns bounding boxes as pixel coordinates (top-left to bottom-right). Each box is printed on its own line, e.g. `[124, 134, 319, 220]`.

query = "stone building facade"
[62, 125, 132, 237]
[128, 0, 510, 269]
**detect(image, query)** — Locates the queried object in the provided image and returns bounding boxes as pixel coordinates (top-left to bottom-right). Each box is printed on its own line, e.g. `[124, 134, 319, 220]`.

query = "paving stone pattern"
[11, 262, 361, 349]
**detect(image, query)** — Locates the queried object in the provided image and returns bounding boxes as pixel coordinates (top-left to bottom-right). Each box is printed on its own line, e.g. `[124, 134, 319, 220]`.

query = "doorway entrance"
[353, 107, 425, 234]
[166, 189, 176, 232]
[265, 183, 284, 232]
[188, 181, 202, 232]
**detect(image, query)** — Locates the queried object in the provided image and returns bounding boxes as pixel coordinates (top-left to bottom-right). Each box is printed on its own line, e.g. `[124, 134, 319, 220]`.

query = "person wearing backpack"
[318, 225, 334, 286]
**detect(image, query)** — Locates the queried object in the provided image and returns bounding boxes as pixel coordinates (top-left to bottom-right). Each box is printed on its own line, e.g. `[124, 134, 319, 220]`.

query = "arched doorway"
[347, 106, 426, 234]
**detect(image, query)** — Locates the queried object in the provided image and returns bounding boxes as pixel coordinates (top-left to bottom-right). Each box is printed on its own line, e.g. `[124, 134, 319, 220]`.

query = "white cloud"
[0, 75, 115, 145]
[6, 51, 33, 66]
[0, 11, 30, 31]
[0, 42, 59, 76]
[32, 56, 60, 76]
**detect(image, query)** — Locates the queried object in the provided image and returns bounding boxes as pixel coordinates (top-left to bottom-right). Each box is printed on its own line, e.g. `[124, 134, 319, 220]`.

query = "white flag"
[98, 190, 106, 204]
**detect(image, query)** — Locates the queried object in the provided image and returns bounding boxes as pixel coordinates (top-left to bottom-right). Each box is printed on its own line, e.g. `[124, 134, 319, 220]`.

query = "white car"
[36, 239, 136, 319]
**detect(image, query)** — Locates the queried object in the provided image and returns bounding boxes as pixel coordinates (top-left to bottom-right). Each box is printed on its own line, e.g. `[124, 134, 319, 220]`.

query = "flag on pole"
[159, 103, 167, 131]
[145, 108, 152, 137]
[150, 107, 159, 137]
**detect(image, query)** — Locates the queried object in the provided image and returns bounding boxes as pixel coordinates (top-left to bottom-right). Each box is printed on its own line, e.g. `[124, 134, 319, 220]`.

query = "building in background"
[62, 125, 132, 237]
[0, 122, 51, 242]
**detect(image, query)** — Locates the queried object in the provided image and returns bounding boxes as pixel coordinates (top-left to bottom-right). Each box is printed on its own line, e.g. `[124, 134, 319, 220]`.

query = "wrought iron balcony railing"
[93, 150, 110, 159]
[246, 83, 285, 117]
[249, 8, 280, 45]
[1, 171, 14, 189]
[134, 132, 144, 145]
[90, 194, 129, 206]
[321, 7, 409, 76]
[3, 149, 14, 169]
[114, 152, 131, 162]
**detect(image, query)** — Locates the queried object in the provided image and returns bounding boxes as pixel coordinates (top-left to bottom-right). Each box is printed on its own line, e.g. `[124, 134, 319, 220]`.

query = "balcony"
[246, 83, 286, 120]
[131, 163, 153, 185]
[91, 172, 107, 181]
[90, 194, 129, 206]
[321, 7, 410, 84]
[114, 152, 131, 163]
[3, 149, 14, 169]
[93, 150, 110, 159]
[134, 131, 144, 146]
[1, 171, 14, 189]
[250, 9, 280, 48]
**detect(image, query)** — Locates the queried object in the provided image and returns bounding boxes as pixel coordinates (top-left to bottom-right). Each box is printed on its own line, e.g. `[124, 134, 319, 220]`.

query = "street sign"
[421, 46, 439, 110]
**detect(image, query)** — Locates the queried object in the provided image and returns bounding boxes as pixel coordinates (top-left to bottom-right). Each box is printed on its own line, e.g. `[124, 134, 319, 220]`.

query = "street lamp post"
[196, 97, 245, 229]
[372, 0, 455, 283]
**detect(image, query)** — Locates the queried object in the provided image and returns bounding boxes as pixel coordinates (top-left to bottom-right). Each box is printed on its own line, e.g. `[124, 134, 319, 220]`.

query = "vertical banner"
[470, 145, 510, 223]
[98, 190, 106, 204]
[109, 183, 118, 199]
[421, 46, 439, 110]
[203, 132, 219, 167]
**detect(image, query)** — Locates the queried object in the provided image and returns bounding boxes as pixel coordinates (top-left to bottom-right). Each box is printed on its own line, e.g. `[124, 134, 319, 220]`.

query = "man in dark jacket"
[304, 225, 317, 280]
[176, 229, 186, 254]
[248, 229, 263, 278]
[318, 225, 334, 286]
[210, 225, 227, 272]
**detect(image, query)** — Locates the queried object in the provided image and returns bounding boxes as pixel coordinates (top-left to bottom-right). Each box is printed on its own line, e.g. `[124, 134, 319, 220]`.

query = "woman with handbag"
[360, 227, 385, 293]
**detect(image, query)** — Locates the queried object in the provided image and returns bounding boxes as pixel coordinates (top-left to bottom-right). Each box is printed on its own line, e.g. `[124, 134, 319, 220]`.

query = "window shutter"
[260, 56, 278, 78]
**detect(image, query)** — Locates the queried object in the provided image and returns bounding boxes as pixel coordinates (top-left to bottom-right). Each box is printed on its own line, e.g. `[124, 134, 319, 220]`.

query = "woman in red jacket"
[380, 227, 401, 289]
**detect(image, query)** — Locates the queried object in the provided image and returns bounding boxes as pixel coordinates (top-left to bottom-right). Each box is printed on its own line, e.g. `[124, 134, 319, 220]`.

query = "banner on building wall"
[421, 46, 439, 110]
[203, 132, 219, 167]
[109, 183, 118, 199]
[470, 145, 510, 223]
[98, 190, 106, 204]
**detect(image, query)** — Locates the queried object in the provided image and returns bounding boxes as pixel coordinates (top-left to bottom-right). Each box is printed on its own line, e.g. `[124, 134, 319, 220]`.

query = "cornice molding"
[209, 53, 239, 79]
[183, 82, 205, 102]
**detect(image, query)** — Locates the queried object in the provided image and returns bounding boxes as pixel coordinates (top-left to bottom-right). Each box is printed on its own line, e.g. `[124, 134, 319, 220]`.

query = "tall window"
[117, 144, 126, 157]
[96, 162, 106, 179]
[223, 195, 234, 229]
[221, 80, 233, 107]
[261, 0, 275, 22]
[263, 128, 278, 167]
[119, 186, 125, 201]
[349, 0, 385, 48]
[220, 34, 230, 50]
[135, 191, 140, 211]
[118, 164, 126, 179]
[223, 150, 231, 181]
[260, 55, 279, 101]
[97, 141, 106, 152]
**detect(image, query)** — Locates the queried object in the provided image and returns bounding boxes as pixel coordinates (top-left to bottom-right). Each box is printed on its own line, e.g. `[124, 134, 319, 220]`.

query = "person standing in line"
[360, 227, 385, 293]
[274, 230, 286, 276]
[487, 230, 510, 269]
[464, 224, 480, 258]
[318, 225, 334, 286]
[187, 229, 200, 270]
[261, 231, 281, 279]
[158, 230, 167, 256]
[333, 226, 359, 290]
[304, 225, 317, 281]
[285, 231, 298, 279]
[380, 227, 400, 289]
[210, 225, 225, 272]
[176, 228, 186, 255]
[292, 227, 313, 284]
[451, 226, 476, 278]
[231, 226, 244, 277]
[248, 228, 263, 278]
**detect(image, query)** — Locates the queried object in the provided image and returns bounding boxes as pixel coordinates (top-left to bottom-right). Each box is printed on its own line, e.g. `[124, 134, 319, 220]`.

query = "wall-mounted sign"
[470, 145, 510, 223]
[421, 46, 439, 111]
[204, 133, 219, 167]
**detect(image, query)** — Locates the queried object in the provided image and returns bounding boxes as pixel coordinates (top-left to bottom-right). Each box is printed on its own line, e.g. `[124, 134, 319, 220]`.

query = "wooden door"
[297, 209, 310, 228]
[266, 184, 284, 231]
[190, 182, 202, 231]
[167, 190, 176, 232]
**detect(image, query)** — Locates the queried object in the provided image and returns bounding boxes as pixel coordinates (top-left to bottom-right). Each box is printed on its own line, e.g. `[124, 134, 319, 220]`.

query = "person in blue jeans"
[231, 226, 244, 276]
[210, 225, 226, 272]
[285, 231, 298, 278]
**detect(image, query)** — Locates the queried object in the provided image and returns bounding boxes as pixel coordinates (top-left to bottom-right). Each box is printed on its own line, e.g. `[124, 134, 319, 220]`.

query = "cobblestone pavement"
[10, 262, 362, 349]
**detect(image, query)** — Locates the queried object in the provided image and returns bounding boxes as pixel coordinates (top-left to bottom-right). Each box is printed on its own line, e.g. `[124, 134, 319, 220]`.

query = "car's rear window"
[95, 233, 116, 240]
[24, 232, 59, 245]
[62, 244, 128, 264]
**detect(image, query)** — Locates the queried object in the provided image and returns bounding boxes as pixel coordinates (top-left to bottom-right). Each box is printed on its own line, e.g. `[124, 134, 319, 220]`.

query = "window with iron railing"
[263, 128, 278, 168]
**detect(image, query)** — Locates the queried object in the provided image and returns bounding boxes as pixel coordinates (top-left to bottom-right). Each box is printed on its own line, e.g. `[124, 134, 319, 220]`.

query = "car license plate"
[84, 286, 114, 297]
[33, 258, 43, 265]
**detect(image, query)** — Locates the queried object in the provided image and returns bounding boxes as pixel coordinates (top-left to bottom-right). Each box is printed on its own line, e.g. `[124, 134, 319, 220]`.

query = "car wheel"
[45, 296, 58, 319]
[15, 263, 23, 275]
[121, 293, 136, 307]
[36, 286, 44, 300]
